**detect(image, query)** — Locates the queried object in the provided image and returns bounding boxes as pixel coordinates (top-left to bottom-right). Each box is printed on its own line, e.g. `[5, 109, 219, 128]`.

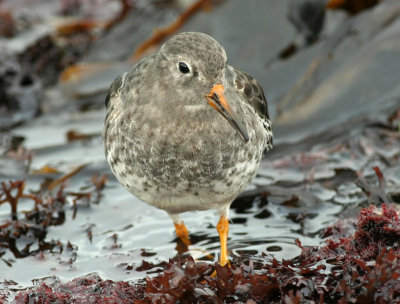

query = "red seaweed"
[0, 174, 106, 261]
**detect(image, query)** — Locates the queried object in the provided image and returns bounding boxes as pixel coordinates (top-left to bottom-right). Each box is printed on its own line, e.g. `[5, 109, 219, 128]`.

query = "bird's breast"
[104, 99, 266, 211]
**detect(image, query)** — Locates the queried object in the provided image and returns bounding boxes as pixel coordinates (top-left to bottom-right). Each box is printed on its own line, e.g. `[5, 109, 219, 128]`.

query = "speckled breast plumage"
[104, 95, 270, 214]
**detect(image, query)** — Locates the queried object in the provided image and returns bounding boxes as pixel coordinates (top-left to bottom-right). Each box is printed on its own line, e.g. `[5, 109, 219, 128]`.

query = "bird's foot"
[174, 222, 191, 249]
[210, 215, 231, 277]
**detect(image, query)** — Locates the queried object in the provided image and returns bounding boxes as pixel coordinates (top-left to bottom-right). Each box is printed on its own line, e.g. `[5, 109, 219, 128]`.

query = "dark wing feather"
[230, 67, 270, 122]
[229, 66, 273, 151]
[105, 74, 123, 108]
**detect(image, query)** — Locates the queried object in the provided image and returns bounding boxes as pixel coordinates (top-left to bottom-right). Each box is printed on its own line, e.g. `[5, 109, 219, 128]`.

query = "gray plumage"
[102, 32, 273, 221]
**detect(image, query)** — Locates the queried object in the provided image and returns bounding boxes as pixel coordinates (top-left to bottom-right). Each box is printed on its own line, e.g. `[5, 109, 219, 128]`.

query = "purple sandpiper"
[103, 32, 273, 266]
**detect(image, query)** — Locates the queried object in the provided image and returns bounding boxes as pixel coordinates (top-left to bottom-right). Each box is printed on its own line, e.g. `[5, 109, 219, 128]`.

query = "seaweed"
[0, 173, 107, 264]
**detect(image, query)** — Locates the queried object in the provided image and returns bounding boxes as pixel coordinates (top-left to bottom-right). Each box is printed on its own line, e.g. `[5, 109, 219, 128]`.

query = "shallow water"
[2, 106, 398, 289]
[0, 0, 400, 295]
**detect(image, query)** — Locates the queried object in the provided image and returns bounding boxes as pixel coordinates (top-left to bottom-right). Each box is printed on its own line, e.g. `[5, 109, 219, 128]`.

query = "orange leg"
[216, 216, 229, 266]
[174, 222, 191, 247]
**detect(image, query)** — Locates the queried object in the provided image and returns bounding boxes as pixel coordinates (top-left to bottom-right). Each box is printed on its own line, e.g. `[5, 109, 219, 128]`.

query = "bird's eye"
[178, 62, 190, 74]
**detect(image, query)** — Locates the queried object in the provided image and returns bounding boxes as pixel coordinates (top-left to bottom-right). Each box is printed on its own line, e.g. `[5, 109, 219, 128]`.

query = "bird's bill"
[206, 84, 249, 143]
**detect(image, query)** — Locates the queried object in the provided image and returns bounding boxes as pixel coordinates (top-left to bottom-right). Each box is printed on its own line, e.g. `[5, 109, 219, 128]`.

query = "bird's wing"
[103, 56, 155, 149]
[105, 74, 123, 108]
[229, 67, 270, 120]
[229, 66, 271, 129]
[105, 55, 156, 109]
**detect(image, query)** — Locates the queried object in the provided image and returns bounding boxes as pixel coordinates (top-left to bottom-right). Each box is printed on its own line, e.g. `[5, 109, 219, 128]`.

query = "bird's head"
[154, 32, 249, 143]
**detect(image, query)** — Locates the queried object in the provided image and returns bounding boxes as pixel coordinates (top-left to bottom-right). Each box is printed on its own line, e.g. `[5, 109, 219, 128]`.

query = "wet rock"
[82, 0, 180, 63]
[0, 52, 40, 130]
[288, 0, 326, 45]
[0, 132, 30, 177]
[0, 26, 93, 129]
[274, 0, 400, 143]
[0, 1, 95, 126]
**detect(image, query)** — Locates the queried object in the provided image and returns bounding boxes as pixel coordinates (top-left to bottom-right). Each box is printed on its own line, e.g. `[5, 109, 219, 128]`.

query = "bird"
[102, 32, 273, 267]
